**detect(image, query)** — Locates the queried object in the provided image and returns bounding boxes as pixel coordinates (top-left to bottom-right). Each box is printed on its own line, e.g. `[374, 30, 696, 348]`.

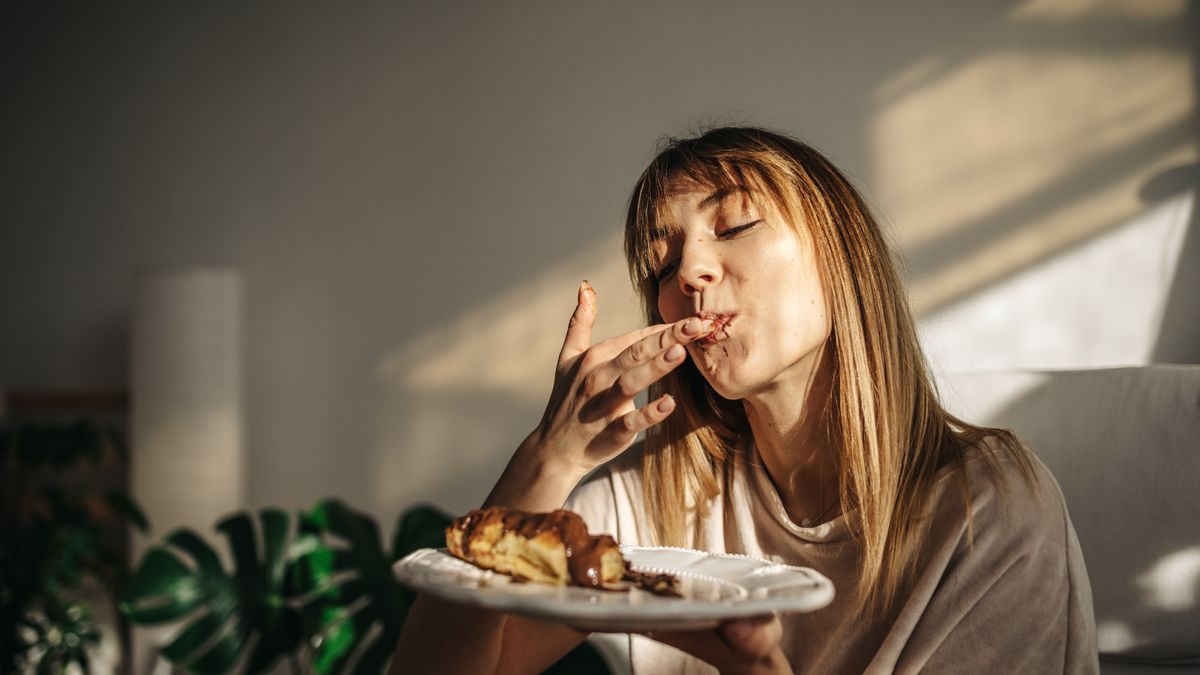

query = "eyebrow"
[650, 186, 748, 242]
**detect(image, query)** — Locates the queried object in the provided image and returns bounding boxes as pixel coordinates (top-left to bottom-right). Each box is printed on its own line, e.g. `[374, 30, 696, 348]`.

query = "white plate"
[393, 545, 835, 631]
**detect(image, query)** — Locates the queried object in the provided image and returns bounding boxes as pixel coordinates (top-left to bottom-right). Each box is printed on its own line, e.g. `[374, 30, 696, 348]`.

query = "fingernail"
[580, 280, 596, 308]
[666, 344, 685, 360]
[683, 318, 702, 335]
[657, 395, 675, 413]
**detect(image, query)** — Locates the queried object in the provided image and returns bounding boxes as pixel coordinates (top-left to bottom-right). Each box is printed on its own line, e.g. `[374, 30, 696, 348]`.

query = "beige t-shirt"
[564, 439, 1099, 674]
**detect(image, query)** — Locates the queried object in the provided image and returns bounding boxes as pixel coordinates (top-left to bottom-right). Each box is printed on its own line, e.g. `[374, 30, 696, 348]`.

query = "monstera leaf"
[119, 510, 301, 674]
[287, 499, 429, 675]
[121, 500, 610, 674]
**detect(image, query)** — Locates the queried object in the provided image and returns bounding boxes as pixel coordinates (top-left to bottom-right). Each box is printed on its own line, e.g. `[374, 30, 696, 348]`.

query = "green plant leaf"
[19, 596, 101, 675]
[119, 511, 302, 674]
[119, 547, 206, 623]
[290, 500, 418, 675]
[390, 504, 452, 560]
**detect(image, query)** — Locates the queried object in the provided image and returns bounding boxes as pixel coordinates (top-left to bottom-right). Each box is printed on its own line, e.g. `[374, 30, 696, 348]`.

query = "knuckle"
[579, 348, 599, 370]
[615, 375, 638, 398]
[581, 371, 602, 396]
[629, 341, 648, 363]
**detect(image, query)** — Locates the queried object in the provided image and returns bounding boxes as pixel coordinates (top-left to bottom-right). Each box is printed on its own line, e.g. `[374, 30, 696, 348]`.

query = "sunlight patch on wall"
[870, 0, 1195, 314]
[876, 51, 1189, 256]
[379, 231, 643, 404]
[920, 191, 1193, 372]
[933, 371, 1050, 422]
[1011, 0, 1183, 22]
[371, 233, 645, 512]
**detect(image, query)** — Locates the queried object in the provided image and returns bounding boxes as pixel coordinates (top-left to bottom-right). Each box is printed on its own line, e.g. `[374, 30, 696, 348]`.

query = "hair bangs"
[624, 144, 800, 324]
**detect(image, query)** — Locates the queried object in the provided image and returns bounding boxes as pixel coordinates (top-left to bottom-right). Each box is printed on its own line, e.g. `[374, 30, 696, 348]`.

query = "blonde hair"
[623, 126, 1037, 618]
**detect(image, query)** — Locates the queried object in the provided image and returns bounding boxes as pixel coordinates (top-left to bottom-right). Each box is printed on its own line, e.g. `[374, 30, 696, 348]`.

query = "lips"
[696, 311, 735, 344]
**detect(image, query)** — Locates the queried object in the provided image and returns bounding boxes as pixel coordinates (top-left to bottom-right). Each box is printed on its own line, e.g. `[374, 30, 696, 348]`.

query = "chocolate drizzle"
[696, 311, 732, 343]
[623, 569, 682, 597]
[449, 507, 619, 589]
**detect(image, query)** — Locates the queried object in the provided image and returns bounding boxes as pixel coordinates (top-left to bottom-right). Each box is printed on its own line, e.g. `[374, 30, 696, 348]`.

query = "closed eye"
[655, 221, 759, 284]
[719, 220, 761, 238]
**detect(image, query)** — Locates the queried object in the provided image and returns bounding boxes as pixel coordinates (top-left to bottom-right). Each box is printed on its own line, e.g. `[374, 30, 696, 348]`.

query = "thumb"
[558, 280, 597, 364]
[719, 615, 781, 659]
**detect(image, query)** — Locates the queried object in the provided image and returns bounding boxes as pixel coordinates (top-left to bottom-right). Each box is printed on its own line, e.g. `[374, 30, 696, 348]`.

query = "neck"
[743, 341, 840, 526]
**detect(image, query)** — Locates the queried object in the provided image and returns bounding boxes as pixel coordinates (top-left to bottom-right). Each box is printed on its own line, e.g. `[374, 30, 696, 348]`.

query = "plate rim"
[392, 545, 835, 629]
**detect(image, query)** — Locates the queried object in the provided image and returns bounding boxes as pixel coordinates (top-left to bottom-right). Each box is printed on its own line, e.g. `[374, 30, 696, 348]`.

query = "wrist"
[483, 433, 591, 511]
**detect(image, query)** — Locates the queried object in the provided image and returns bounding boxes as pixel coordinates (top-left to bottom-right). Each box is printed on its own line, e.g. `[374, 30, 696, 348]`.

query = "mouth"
[695, 312, 735, 345]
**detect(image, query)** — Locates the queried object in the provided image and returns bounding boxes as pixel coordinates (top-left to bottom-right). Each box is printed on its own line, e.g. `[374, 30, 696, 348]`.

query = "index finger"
[607, 316, 712, 374]
[558, 281, 598, 364]
[587, 322, 671, 363]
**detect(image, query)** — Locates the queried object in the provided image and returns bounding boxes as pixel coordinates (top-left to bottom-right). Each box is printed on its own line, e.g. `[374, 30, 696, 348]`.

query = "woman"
[393, 127, 1098, 674]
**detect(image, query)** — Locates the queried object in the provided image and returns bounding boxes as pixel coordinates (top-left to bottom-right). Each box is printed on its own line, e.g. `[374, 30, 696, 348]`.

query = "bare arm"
[390, 433, 589, 675]
[389, 282, 708, 674]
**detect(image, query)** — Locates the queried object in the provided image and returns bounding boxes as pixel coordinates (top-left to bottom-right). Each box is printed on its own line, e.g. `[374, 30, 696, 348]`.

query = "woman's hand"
[485, 281, 710, 511]
[646, 615, 792, 675]
[532, 280, 711, 476]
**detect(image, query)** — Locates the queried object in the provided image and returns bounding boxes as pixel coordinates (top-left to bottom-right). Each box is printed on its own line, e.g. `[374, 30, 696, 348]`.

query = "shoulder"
[912, 435, 1098, 672]
[938, 433, 1073, 556]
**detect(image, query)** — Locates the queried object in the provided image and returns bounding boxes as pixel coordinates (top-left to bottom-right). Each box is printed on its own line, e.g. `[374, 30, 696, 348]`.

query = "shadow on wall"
[1150, 0, 1200, 362]
[1148, 160, 1200, 363]
[908, 2, 1200, 371]
[1156, 1, 1200, 362]
[873, 1, 1198, 318]
[941, 367, 1200, 663]
[370, 233, 645, 514]
[368, 0, 1200, 515]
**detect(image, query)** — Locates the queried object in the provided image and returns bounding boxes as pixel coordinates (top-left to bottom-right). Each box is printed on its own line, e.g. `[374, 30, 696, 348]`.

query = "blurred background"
[1, 0, 1196, 673]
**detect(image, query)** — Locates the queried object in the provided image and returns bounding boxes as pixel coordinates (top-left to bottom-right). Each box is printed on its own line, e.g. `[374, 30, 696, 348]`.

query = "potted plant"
[119, 501, 608, 674]
[0, 419, 147, 674]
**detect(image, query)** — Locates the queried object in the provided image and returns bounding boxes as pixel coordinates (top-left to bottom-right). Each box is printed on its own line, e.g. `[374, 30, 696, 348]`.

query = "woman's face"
[653, 180, 831, 400]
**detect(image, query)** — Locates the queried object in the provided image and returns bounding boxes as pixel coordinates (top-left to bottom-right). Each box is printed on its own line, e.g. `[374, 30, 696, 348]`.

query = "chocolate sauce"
[624, 569, 682, 597]
[448, 507, 618, 589]
[696, 311, 732, 343]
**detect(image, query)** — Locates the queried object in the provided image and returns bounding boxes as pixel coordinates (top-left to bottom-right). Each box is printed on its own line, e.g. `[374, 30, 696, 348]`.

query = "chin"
[691, 341, 756, 399]
[694, 365, 758, 401]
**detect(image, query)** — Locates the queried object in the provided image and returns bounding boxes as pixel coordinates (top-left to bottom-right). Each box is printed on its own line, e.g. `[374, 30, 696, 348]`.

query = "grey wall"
[2, 1, 1197, 525]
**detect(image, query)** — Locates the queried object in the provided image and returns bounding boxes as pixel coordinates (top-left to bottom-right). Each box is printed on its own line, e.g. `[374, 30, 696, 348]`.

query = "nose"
[677, 244, 721, 299]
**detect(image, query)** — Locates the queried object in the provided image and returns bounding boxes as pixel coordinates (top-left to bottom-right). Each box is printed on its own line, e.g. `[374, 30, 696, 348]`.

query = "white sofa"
[939, 366, 1200, 673]
[590, 366, 1200, 674]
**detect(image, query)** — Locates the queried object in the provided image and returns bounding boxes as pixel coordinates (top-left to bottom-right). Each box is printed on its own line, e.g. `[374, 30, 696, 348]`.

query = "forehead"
[666, 178, 749, 209]
[652, 180, 757, 239]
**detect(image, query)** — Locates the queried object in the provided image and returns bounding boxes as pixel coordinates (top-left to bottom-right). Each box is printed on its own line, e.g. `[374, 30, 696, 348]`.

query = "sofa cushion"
[937, 366, 1200, 664]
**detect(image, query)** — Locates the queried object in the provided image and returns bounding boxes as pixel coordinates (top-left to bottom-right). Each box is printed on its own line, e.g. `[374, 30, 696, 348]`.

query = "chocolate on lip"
[695, 311, 734, 344]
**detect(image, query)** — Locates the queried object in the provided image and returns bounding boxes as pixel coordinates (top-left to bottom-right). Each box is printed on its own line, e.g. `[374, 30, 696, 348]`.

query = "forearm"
[391, 594, 507, 674]
[391, 437, 589, 673]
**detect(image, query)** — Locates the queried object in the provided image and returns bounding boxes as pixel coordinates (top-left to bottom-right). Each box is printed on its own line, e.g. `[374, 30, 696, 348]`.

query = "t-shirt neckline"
[741, 438, 854, 544]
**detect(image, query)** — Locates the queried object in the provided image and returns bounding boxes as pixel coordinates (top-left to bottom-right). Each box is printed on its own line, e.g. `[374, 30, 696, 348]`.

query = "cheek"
[757, 248, 829, 343]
